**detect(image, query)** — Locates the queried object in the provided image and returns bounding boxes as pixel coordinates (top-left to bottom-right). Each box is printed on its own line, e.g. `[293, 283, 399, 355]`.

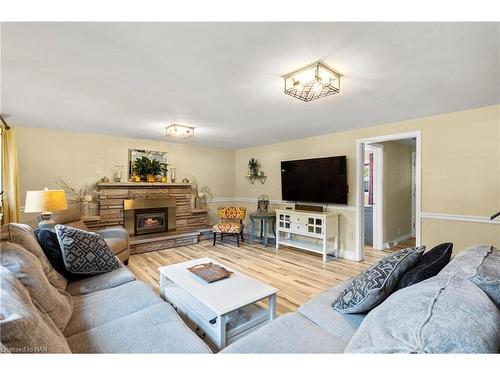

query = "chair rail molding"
[421, 212, 500, 225]
[212, 197, 356, 211]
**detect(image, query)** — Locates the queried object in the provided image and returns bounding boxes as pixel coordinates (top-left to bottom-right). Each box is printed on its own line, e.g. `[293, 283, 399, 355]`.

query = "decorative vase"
[161, 176, 167, 183]
[133, 175, 141, 182]
[112, 165, 123, 182]
[80, 202, 91, 218]
[147, 174, 156, 182]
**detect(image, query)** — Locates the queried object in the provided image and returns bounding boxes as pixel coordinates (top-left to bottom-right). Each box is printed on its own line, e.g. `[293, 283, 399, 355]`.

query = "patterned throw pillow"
[55, 224, 119, 276]
[332, 246, 425, 313]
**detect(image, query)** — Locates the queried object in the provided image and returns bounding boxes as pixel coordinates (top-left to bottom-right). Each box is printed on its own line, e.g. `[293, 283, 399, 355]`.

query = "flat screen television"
[281, 156, 347, 204]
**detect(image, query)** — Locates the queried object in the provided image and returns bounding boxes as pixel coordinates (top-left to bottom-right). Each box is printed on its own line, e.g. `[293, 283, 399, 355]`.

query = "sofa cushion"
[439, 245, 500, 306]
[396, 242, 453, 290]
[65, 262, 135, 296]
[103, 237, 128, 255]
[64, 281, 161, 337]
[0, 266, 71, 353]
[221, 313, 348, 353]
[298, 280, 366, 341]
[469, 246, 500, 307]
[332, 246, 425, 313]
[345, 277, 500, 353]
[35, 228, 73, 279]
[0, 242, 73, 331]
[1, 223, 67, 290]
[55, 224, 120, 276]
[66, 302, 212, 353]
[212, 222, 243, 233]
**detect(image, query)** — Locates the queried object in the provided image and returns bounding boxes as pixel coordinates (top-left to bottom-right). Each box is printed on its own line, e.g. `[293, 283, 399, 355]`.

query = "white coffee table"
[159, 257, 278, 350]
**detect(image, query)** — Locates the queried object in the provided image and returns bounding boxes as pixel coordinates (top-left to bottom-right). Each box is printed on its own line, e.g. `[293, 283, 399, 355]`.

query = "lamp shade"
[24, 189, 68, 213]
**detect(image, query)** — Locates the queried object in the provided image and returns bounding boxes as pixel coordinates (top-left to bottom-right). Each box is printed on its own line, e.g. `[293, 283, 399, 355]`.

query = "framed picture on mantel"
[128, 149, 167, 180]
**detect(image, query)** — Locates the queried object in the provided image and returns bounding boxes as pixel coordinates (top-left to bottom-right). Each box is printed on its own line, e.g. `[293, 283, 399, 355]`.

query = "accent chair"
[212, 207, 246, 247]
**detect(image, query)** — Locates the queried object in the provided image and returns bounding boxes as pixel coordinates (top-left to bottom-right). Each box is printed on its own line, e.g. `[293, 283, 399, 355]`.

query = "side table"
[249, 212, 276, 247]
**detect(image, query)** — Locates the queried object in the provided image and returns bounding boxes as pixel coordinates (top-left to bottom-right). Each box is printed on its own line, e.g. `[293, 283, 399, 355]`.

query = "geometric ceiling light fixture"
[165, 124, 195, 138]
[283, 61, 341, 102]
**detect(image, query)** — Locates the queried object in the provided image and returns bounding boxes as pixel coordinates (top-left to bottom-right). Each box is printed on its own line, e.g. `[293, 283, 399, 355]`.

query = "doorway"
[363, 144, 383, 250]
[355, 131, 421, 261]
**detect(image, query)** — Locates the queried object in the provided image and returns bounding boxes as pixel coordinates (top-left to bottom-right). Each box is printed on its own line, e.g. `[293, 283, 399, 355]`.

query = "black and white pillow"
[332, 246, 425, 313]
[55, 224, 119, 276]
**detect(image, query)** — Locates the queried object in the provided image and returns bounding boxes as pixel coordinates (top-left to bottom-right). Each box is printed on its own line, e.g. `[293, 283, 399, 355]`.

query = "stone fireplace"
[92, 182, 210, 254]
[123, 198, 176, 236]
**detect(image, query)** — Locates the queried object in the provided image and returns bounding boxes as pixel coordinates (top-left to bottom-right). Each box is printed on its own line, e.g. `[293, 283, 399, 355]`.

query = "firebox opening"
[135, 208, 168, 235]
[123, 198, 177, 237]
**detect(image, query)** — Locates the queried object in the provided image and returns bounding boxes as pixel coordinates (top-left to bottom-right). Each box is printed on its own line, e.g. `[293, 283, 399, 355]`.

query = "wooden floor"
[128, 238, 403, 315]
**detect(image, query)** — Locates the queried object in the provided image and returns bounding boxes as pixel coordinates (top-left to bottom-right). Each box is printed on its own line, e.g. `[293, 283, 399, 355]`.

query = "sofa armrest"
[95, 228, 129, 247]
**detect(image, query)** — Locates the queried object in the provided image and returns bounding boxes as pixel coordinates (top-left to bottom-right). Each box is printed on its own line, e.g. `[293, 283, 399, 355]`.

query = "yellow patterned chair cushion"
[217, 207, 246, 221]
[212, 207, 246, 233]
[212, 222, 243, 233]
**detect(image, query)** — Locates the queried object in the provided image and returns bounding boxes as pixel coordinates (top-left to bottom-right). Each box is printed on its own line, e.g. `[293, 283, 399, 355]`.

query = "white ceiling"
[1, 22, 499, 149]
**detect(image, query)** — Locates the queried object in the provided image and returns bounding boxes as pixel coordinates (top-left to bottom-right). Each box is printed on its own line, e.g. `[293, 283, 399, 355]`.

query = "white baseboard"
[384, 233, 413, 249]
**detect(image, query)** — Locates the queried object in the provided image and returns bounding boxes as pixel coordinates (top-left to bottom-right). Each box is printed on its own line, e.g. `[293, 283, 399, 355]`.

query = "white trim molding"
[421, 212, 500, 225]
[355, 130, 422, 262]
[233, 198, 356, 211]
[384, 233, 413, 249]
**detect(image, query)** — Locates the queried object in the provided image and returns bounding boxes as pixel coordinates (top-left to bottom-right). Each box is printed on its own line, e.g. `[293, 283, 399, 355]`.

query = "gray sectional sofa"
[222, 244, 500, 353]
[1, 222, 498, 353]
[0, 223, 211, 353]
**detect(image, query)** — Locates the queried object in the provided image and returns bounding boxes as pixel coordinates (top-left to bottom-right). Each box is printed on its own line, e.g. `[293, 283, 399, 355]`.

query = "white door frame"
[365, 144, 384, 250]
[355, 131, 421, 261]
[411, 151, 417, 237]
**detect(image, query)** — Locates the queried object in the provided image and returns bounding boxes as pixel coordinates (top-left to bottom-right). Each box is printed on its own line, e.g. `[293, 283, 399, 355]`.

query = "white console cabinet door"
[275, 209, 339, 262]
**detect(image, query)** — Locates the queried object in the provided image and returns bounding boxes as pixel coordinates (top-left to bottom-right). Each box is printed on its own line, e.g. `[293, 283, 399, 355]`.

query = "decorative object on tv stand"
[257, 194, 270, 213]
[56, 177, 98, 217]
[165, 124, 195, 138]
[24, 189, 68, 229]
[188, 175, 212, 209]
[283, 61, 341, 102]
[128, 148, 167, 181]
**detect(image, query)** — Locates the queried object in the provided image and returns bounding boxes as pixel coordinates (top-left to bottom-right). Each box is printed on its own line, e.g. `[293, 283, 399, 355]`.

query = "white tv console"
[275, 209, 339, 262]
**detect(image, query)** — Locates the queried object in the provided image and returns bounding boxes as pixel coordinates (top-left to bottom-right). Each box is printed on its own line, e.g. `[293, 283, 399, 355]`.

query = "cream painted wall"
[381, 140, 413, 244]
[234, 104, 500, 257]
[15, 105, 499, 257]
[16, 126, 235, 225]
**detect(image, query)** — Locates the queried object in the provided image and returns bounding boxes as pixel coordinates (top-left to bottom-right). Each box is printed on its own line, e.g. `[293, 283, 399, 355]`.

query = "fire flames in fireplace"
[144, 217, 159, 226]
[135, 209, 167, 235]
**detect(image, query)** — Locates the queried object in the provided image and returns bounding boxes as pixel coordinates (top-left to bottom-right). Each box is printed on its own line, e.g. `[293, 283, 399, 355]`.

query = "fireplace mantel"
[96, 182, 207, 233]
[97, 182, 191, 188]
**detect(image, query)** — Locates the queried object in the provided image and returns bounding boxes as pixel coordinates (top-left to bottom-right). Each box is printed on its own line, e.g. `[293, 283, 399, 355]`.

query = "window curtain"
[1, 126, 20, 223]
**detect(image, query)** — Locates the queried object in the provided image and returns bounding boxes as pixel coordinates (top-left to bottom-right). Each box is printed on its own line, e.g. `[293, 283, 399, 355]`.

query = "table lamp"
[24, 189, 68, 229]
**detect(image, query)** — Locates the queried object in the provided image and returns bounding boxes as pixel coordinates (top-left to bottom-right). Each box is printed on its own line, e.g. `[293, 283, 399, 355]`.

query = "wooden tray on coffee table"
[187, 262, 233, 283]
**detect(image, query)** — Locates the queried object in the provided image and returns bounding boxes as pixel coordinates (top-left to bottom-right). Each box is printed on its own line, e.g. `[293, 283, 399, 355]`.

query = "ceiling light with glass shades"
[165, 124, 195, 138]
[283, 61, 341, 102]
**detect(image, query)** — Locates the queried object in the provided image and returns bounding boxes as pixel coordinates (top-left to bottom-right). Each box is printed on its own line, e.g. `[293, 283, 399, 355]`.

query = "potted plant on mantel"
[132, 156, 167, 182]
